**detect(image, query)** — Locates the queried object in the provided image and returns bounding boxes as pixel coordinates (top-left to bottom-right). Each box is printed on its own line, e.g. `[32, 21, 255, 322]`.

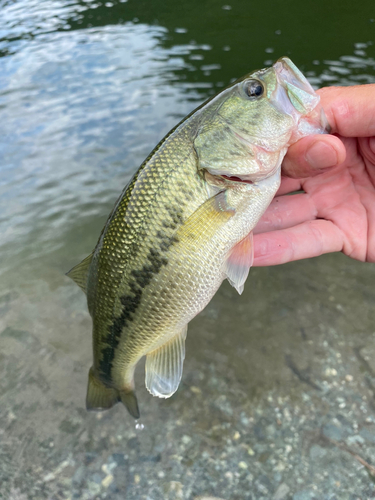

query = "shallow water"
[1, 0, 375, 498]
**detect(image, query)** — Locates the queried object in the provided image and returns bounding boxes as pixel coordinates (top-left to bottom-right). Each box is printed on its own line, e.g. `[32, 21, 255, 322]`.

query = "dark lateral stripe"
[98, 233, 178, 382]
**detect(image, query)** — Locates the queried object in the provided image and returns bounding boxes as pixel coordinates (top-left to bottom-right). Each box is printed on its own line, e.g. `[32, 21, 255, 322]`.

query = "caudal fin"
[86, 367, 140, 419]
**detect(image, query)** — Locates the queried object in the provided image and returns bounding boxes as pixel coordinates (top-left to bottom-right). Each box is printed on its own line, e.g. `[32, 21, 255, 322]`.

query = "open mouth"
[220, 174, 254, 184]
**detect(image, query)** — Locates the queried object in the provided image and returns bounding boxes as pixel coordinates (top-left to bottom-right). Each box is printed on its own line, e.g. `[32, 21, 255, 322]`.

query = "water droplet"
[222, 5, 232, 10]
[135, 420, 145, 431]
[275, 30, 281, 35]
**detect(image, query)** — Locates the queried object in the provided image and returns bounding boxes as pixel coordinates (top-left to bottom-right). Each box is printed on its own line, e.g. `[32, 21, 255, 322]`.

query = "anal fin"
[223, 232, 254, 295]
[145, 325, 187, 399]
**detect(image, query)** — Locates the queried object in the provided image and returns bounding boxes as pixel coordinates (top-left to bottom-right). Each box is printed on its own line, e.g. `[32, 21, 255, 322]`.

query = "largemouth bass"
[68, 57, 326, 418]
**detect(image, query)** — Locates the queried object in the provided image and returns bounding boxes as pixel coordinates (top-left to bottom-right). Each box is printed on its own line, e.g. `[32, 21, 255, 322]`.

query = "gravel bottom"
[1, 254, 375, 499]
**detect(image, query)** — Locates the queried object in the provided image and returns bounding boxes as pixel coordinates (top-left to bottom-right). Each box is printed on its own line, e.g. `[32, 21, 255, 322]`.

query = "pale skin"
[253, 84, 375, 266]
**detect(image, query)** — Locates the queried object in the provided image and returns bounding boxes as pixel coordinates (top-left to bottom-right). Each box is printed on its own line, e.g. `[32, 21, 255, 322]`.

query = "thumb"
[282, 134, 346, 178]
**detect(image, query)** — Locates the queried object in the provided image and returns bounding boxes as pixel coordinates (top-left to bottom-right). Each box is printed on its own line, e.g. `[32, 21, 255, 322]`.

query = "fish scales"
[67, 57, 327, 417]
[89, 114, 209, 385]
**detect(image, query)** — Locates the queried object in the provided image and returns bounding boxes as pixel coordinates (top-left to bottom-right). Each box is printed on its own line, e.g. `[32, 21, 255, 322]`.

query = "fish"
[67, 57, 327, 418]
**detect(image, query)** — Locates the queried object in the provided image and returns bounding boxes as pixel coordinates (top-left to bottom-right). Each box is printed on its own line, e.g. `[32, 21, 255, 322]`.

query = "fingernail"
[305, 141, 338, 169]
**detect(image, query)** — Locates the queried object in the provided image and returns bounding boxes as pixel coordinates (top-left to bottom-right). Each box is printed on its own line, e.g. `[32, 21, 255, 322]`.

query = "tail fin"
[86, 367, 140, 419]
[86, 367, 119, 411]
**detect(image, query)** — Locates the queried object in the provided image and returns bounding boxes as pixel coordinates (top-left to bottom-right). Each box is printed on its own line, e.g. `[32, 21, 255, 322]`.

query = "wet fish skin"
[67, 57, 326, 418]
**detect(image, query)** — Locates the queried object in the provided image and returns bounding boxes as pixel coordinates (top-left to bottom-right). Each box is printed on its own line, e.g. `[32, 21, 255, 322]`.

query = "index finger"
[318, 84, 375, 137]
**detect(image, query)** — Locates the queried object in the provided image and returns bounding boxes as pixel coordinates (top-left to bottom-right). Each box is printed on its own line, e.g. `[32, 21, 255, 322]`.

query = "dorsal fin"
[145, 325, 187, 398]
[66, 253, 93, 294]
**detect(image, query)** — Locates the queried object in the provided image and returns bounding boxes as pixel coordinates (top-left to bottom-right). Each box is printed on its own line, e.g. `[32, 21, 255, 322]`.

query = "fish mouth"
[271, 57, 330, 134]
[273, 57, 320, 115]
[219, 174, 254, 184]
[205, 168, 257, 188]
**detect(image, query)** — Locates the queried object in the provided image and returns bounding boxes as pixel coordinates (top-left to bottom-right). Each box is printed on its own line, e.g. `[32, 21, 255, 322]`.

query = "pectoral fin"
[223, 232, 254, 295]
[66, 253, 93, 294]
[145, 325, 187, 398]
[177, 190, 235, 249]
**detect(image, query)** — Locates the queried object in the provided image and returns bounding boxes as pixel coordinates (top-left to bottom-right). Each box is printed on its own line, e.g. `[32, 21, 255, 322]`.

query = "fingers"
[282, 134, 346, 179]
[282, 83, 375, 178]
[253, 219, 344, 266]
[318, 85, 375, 137]
[254, 193, 316, 234]
[277, 176, 302, 195]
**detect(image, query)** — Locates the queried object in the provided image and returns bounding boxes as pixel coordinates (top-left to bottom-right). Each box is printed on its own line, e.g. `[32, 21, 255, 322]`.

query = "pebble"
[273, 483, 290, 500]
[194, 497, 226, 500]
[91, 472, 102, 484]
[7, 411, 16, 423]
[43, 459, 71, 483]
[101, 474, 114, 488]
[292, 489, 316, 500]
[322, 423, 343, 441]
[359, 427, 375, 444]
[238, 461, 248, 469]
[346, 435, 365, 445]
[182, 435, 192, 445]
[72, 465, 86, 485]
[190, 386, 202, 394]
[309, 445, 327, 460]
[325, 368, 338, 377]
[194, 498, 226, 500]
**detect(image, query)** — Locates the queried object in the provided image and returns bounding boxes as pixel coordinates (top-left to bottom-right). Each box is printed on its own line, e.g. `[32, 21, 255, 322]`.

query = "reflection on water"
[1, 0, 375, 498]
[1, 3, 374, 289]
[0, 22, 207, 288]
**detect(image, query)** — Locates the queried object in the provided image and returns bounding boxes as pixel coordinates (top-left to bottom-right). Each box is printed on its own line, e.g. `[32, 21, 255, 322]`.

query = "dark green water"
[1, 1, 375, 499]
[1, 0, 375, 289]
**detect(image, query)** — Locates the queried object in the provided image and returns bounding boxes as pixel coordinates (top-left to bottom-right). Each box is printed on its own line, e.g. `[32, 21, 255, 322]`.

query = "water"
[1, 0, 375, 498]
[135, 420, 145, 431]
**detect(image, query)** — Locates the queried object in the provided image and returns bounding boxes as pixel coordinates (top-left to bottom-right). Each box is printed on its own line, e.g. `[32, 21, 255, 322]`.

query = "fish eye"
[243, 79, 264, 99]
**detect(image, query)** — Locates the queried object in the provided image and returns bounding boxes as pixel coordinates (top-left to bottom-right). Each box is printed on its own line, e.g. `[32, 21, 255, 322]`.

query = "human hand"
[253, 84, 375, 266]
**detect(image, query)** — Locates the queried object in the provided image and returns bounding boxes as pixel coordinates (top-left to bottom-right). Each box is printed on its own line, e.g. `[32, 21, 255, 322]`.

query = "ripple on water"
[0, 22, 203, 287]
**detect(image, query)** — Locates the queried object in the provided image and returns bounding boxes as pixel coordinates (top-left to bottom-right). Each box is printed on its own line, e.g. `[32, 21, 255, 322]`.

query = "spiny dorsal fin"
[66, 252, 93, 294]
[223, 231, 254, 295]
[145, 325, 188, 398]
